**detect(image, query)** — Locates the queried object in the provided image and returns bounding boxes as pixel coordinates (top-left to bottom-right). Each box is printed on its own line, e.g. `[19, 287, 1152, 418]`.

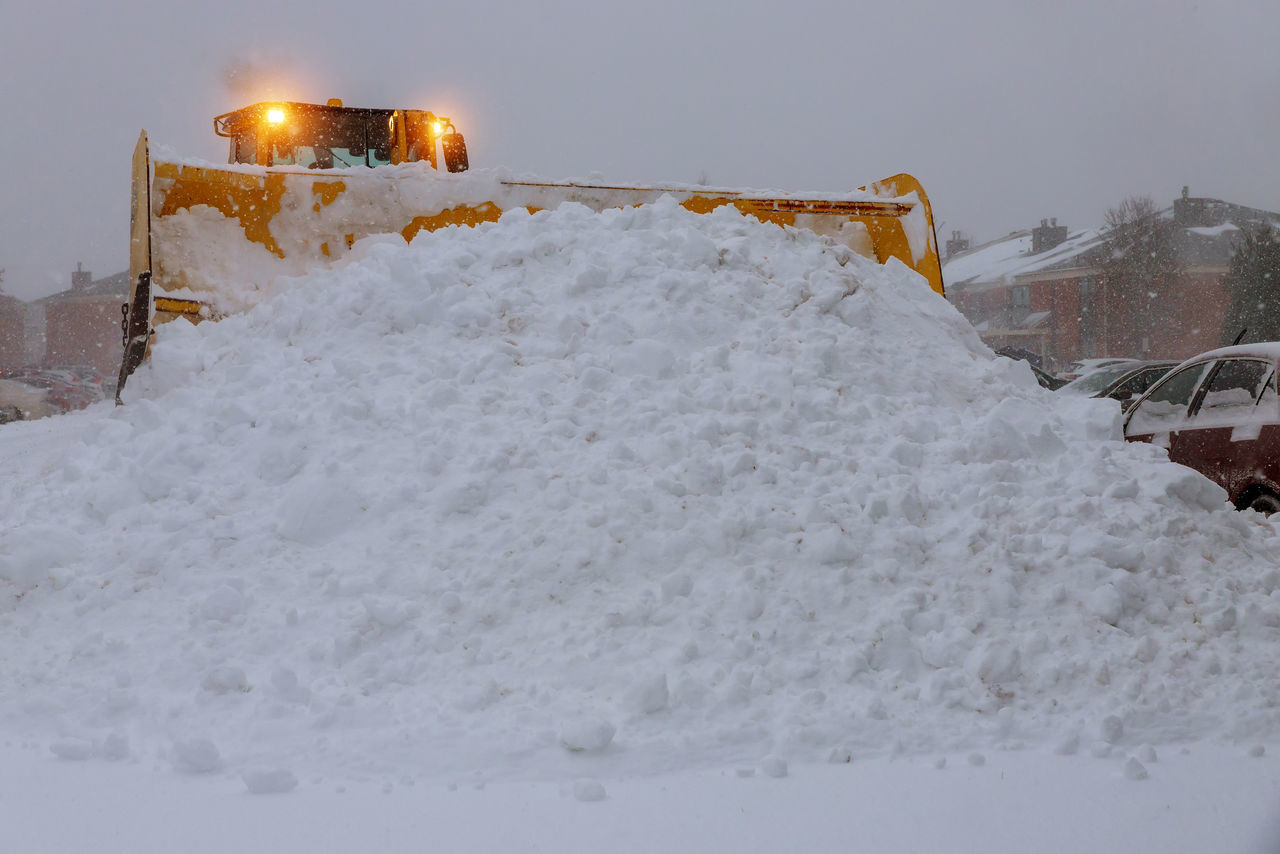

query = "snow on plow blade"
[119, 129, 941, 394]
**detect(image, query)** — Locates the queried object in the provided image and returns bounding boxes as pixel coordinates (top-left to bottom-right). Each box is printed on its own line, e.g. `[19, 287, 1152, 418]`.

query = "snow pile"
[2, 199, 1280, 787]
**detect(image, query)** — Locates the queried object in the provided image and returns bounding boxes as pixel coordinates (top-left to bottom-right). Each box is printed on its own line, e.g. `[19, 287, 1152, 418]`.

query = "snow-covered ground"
[3, 197, 1279, 850]
[5, 741, 1278, 852]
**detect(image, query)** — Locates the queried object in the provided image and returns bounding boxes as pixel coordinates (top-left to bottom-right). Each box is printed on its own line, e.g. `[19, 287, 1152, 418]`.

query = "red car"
[1123, 343, 1280, 514]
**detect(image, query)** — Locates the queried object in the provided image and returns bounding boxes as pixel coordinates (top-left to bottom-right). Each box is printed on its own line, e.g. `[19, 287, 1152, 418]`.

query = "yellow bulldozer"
[118, 98, 944, 399]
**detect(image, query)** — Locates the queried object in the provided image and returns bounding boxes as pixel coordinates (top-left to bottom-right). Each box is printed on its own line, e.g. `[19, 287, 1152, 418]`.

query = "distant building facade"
[944, 191, 1280, 370]
[38, 264, 130, 377]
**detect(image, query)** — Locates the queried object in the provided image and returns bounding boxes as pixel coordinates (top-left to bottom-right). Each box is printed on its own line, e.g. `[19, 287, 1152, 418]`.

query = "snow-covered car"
[1026, 360, 1068, 390]
[994, 347, 1067, 390]
[1123, 343, 1280, 513]
[0, 365, 108, 415]
[1059, 357, 1138, 381]
[1058, 359, 1178, 410]
[0, 378, 57, 423]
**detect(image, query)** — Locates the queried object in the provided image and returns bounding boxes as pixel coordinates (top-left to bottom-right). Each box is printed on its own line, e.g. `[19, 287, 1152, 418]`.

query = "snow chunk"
[1100, 716, 1125, 745]
[202, 666, 250, 694]
[277, 471, 367, 545]
[243, 768, 300, 794]
[632, 674, 670, 714]
[559, 719, 616, 753]
[660, 573, 693, 601]
[100, 734, 130, 761]
[573, 779, 607, 802]
[199, 586, 246, 623]
[761, 756, 789, 778]
[172, 739, 223, 774]
[49, 740, 95, 761]
[0, 525, 84, 591]
[1123, 757, 1149, 781]
[1089, 586, 1125, 626]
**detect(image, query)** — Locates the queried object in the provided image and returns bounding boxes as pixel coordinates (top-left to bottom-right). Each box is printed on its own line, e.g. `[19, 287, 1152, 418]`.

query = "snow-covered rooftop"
[943, 227, 1106, 288]
[945, 194, 1280, 290]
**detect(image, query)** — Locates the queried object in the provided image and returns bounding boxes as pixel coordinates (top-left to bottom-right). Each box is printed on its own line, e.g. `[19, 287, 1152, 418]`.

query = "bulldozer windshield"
[227, 105, 395, 169]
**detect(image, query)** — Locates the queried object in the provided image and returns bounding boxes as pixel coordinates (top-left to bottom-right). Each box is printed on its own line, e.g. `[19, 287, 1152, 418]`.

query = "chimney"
[1032, 218, 1068, 254]
[945, 230, 970, 258]
[71, 262, 91, 292]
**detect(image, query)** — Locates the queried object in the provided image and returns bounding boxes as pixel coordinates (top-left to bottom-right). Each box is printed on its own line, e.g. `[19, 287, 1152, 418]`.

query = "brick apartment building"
[37, 265, 130, 377]
[943, 189, 1280, 371]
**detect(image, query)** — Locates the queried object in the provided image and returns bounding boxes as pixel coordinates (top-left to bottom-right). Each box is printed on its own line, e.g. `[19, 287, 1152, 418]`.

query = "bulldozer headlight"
[266, 108, 286, 124]
[431, 121, 444, 136]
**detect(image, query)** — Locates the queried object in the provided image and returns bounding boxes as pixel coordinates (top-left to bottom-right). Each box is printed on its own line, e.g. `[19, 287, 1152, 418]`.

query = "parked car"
[1026, 361, 1069, 391]
[1123, 343, 1280, 514]
[0, 378, 57, 423]
[994, 347, 1068, 390]
[0, 365, 108, 421]
[1059, 357, 1138, 381]
[1059, 359, 1179, 410]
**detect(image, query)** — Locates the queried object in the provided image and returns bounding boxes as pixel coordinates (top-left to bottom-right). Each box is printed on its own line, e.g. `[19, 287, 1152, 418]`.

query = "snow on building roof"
[940, 232, 1031, 287]
[1020, 309, 1052, 328]
[943, 227, 1105, 289]
[944, 193, 1280, 291]
[1187, 223, 1240, 238]
[34, 270, 129, 305]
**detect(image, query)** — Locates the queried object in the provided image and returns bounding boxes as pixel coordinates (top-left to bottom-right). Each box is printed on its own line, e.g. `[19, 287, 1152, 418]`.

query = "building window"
[1079, 275, 1097, 357]
[1010, 285, 1031, 310]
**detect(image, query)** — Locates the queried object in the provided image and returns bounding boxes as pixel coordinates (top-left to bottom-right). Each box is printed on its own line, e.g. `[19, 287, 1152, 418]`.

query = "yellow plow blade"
[120, 129, 942, 391]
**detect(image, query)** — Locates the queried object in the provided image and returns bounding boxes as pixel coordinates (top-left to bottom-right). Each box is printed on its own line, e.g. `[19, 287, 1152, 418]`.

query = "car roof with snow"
[1170, 341, 1280, 368]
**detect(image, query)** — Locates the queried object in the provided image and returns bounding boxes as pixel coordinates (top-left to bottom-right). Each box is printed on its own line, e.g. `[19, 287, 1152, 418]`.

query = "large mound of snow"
[2, 199, 1279, 786]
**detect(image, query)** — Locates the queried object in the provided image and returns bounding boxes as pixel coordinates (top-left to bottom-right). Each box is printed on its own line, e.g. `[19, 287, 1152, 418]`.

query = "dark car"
[1026, 361, 1069, 391]
[994, 347, 1068, 390]
[1059, 359, 1179, 410]
[1123, 343, 1280, 514]
[1059, 357, 1137, 382]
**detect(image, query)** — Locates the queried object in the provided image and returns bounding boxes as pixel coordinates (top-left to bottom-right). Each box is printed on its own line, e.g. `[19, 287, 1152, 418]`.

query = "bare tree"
[1101, 196, 1184, 356]
[1221, 224, 1280, 344]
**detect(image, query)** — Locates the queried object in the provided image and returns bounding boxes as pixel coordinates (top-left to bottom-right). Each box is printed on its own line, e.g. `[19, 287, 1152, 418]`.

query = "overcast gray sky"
[2, 0, 1278, 300]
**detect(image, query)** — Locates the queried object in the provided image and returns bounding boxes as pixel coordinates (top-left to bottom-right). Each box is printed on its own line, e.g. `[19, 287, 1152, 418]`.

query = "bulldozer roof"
[213, 100, 403, 137]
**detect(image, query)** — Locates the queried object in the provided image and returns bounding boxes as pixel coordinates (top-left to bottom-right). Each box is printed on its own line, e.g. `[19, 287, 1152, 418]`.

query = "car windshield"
[1060, 364, 1140, 395]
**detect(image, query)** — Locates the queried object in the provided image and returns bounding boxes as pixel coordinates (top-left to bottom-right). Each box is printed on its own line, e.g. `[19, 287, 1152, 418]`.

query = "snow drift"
[2, 198, 1279, 786]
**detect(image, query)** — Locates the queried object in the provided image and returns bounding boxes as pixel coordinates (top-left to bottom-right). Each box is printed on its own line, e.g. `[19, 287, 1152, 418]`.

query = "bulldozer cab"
[213, 100, 469, 172]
